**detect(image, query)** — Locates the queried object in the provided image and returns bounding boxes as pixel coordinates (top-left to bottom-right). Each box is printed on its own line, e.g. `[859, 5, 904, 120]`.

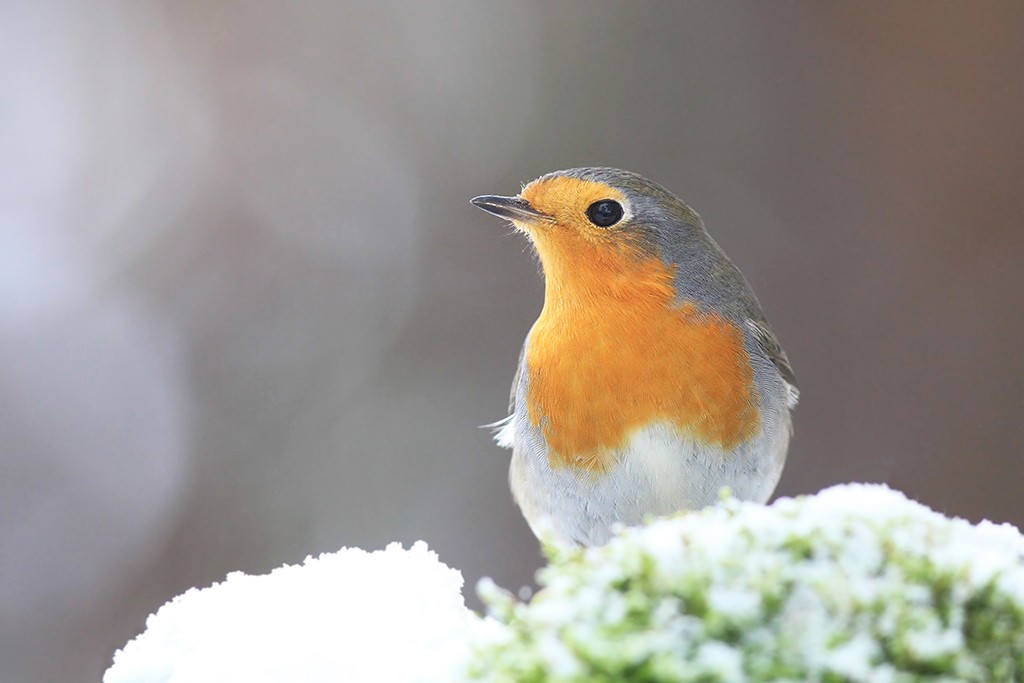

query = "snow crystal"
[694, 641, 743, 682]
[705, 586, 761, 620]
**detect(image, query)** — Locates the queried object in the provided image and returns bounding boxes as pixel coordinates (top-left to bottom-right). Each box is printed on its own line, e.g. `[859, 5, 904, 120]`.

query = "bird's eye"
[586, 199, 624, 227]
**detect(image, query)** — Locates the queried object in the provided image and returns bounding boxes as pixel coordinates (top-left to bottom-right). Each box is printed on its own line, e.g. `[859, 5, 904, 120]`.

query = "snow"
[705, 586, 760, 620]
[694, 641, 743, 682]
[104, 484, 1024, 683]
[104, 541, 495, 683]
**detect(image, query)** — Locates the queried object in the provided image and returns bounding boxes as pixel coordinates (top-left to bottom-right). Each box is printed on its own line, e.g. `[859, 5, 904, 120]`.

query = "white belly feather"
[506, 416, 790, 547]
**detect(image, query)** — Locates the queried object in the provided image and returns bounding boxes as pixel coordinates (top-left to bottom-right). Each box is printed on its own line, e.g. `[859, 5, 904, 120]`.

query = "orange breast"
[524, 236, 760, 473]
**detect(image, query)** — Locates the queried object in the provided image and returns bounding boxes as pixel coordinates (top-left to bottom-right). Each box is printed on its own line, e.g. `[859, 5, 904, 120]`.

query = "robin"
[472, 168, 798, 547]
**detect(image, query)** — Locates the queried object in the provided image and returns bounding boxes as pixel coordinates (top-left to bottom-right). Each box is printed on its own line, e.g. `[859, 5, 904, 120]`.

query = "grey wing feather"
[746, 319, 800, 408]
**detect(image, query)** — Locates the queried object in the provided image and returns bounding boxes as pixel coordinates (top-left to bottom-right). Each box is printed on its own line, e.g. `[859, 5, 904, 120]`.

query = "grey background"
[1, 2, 1022, 681]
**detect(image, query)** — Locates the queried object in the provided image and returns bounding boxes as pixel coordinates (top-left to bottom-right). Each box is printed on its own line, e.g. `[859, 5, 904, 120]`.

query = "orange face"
[520, 175, 630, 243]
[516, 176, 760, 472]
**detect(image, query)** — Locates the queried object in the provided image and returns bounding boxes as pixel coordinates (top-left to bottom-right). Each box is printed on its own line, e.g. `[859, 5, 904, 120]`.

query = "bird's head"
[472, 168, 711, 297]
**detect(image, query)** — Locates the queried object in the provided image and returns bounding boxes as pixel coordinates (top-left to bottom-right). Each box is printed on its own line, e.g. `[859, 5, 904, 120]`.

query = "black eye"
[586, 199, 624, 227]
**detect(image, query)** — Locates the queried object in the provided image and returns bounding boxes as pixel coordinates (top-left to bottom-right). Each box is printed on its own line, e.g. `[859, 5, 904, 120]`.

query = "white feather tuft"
[482, 415, 516, 449]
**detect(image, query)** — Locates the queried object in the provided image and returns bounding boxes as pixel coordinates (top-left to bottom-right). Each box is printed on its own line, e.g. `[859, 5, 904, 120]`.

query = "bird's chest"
[524, 294, 759, 472]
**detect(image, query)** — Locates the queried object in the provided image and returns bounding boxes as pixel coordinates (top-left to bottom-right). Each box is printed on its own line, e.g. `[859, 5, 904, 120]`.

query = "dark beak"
[471, 195, 549, 224]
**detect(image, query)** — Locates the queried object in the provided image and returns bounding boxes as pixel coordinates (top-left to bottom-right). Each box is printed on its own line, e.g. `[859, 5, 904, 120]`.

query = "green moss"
[469, 485, 1024, 682]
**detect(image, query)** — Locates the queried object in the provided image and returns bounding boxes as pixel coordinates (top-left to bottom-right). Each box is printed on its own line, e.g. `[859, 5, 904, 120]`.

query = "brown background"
[1, 2, 1022, 681]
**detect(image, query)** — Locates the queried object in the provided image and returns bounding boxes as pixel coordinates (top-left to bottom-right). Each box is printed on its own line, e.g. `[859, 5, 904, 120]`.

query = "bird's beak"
[471, 195, 550, 225]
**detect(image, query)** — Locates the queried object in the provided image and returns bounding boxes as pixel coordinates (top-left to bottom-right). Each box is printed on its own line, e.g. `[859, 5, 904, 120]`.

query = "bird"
[471, 167, 798, 547]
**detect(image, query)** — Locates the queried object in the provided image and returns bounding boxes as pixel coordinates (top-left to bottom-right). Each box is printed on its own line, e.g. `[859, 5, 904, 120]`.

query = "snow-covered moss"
[470, 484, 1024, 682]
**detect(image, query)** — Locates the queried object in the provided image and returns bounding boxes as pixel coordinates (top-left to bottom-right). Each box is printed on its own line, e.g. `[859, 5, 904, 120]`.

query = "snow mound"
[105, 541, 495, 683]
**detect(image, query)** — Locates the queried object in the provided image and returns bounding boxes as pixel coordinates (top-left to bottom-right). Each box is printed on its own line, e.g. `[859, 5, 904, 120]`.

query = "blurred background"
[1, 2, 1022, 680]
